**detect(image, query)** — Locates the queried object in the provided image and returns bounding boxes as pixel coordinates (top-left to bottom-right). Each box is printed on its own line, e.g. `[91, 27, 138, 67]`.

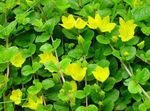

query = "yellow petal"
[95, 14, 102, 25]
[87, 16, 97, 29]
[75, 18, 87, 29]
[92, 66, 110, 82]
[39, 52, 58, 64]
[61, 14, 75, 29]
[64, 63, 87, 81]
[98, 16, 116, 32]
[10, 52, 25, 67]
[10, 89, 22, 105]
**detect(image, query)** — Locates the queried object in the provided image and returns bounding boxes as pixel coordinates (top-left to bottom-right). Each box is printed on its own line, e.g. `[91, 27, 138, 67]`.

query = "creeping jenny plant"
[1, 0, 150, 111]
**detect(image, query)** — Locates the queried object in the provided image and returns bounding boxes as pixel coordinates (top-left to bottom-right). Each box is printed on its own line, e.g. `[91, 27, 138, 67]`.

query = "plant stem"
[136, 54, 150, 65]
[50, 36, 65, 83]
[85, 76, 88, 109]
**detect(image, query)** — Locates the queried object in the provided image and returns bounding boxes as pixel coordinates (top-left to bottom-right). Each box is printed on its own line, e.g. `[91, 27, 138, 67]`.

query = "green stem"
[50, 36, 65, 83]
[85, 76, 88, 109]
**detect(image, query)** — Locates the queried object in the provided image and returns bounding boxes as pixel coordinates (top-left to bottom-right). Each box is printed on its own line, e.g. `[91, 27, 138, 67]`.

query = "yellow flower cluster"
[61, 14, 137, 42]
[10, 89, 22, 105]
[61, 14, 116, 33]
[60, 14, 86, 29]
[64, 63, 110, 82]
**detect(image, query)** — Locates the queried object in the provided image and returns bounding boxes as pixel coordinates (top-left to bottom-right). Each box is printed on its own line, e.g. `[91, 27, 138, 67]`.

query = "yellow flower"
[22, 96, 43, 110]
[10, 89, 22, 105]
[98, 16, 116, 32]
[65, 63, 87, 81]
[119, 18, 137, 42]
[60, 14, 75, 29]
[10, 52, 25, 67]
[75, 18, 87, 29]
[87, 14, 116, 32]
[92, 66, 110, 82]
[87, 14, 102, 29]
[39, 52, 58, 64]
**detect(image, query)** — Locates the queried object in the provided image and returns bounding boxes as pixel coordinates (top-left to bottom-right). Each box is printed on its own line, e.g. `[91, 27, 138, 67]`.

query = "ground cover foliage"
[1, 0, 150, 111]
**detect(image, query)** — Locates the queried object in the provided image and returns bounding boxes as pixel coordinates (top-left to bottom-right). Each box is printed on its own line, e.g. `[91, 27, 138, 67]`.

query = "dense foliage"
[1, 0, 150, 111]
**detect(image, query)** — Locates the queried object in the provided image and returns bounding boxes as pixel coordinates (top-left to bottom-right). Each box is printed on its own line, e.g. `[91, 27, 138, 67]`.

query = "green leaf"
[84, 85, 92, 96]
[141, 26, 150, 36]
[76, 106, 85, 111]
[55, 0, 70, 11]
[44, 62, 57, 72]
[132, 6, 150, 21]
[2, 20, 17, 37]
[98, 59, 110, 67]
[0, 46, 18, 63]
[75, 90, 86, 99]
[21, 65, 33, 76]
[68, 48, 83, 59]
[42, 79, 55, 90]
[120, 46, 136, 60]
[128, 80, 141, 94]
[60, 58, 71, 71]
[44, 17, 59, 34]
[14, 33, 36, 47]
[27, 80, 42, 94]
[96, 35, 110, 44]
[22, 44, 36, 58]
[0, 75, 8, 89]
[32, 62, 42, 73]
[40, 43, 53, 53]
[135, 68, 150, 85]
[27, 84, 42, 95]
[103, 77, 116, 91]
[62, 29, 77, 39]
[145, 49, 150, 60]
[87, 105, 98, 111]
[54, 101, 69, 111]
[53, 39, 61, 49]
[35, 33, 50, 43]
[21, 62, 42, 76]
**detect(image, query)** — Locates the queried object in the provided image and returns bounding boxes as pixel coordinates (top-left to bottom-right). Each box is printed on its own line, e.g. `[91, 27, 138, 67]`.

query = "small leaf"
[35, 33, 50, 43]
[40, 43, 53, 53]
[42, 79, 55, 90]
[87, 105, 98, 111]
[121, 46, 136, 60]
[52, 39, 61, 49]
[21, 65, 33, 76]
[145, 49, 150, 60]
[75, 90, 86, 99]
[135, 68, 150, 85]
[68, 48, 83, 59]
[128, 80, 141, 94]
[96, 35, 110, 44]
